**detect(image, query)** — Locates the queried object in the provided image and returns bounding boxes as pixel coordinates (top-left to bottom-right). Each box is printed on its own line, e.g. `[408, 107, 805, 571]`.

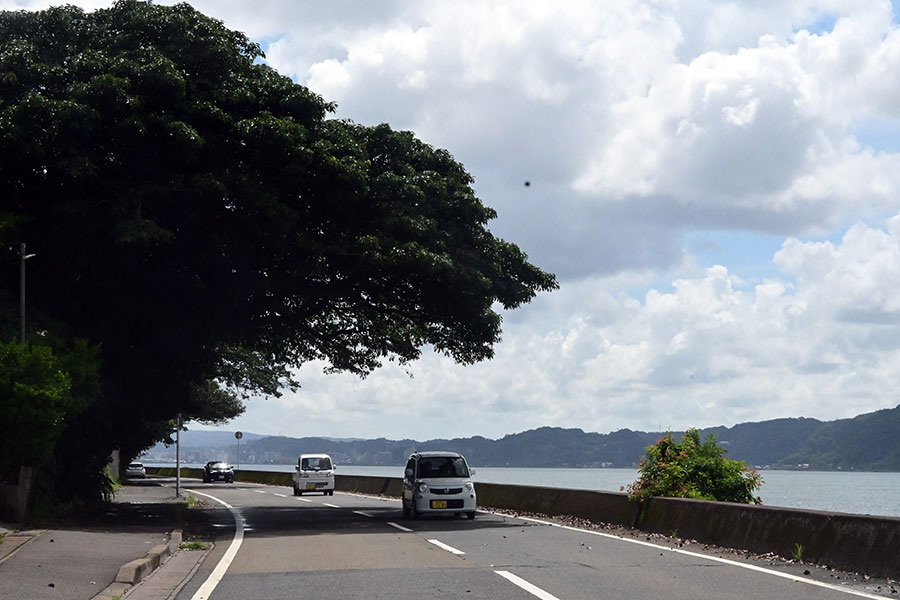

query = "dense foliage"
[0, 340, 99, 481]
[626, 429, 763, 504]
[0, 0, 556, 509]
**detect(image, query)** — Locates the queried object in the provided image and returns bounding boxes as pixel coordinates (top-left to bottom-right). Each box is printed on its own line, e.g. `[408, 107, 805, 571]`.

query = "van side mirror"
[404, 468, 414, 479]
[469, 468, 476, 476]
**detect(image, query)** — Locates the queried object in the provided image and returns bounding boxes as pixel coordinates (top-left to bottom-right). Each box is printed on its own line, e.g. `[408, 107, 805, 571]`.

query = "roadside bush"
[625, 428, 763, 504]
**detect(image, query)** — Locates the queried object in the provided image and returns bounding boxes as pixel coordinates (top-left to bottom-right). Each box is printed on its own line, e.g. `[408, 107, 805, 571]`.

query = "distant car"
[402, 451, 476, 519]
[203, 461, 234, 483]
[125, 462, 146, 479]
[293, 453, 335, 495]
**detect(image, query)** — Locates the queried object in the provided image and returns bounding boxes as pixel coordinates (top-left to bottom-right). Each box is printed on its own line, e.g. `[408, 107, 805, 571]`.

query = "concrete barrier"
[639, 496, 900, 578]
[336, 475, 402, 496]
[474, 482, 638, 528]
[146, 468, 900, 578]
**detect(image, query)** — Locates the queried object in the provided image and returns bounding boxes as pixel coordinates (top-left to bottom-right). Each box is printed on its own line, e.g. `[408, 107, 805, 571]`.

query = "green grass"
[179, 540, 209, 551]
[792, 542, 805, 561]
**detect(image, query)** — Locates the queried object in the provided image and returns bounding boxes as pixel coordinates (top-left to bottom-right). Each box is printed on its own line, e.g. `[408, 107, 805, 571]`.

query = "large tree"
[0, 1, 556, 503]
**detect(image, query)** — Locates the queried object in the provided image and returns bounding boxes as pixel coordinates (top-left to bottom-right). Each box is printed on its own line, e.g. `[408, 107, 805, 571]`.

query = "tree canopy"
[625, 429, 763, 504]
[0, 0, 556, 507]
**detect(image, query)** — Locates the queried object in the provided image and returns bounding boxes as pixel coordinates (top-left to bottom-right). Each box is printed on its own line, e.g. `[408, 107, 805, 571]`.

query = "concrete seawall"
[146, 468, 900, 578]
[639, 496, 900, 578]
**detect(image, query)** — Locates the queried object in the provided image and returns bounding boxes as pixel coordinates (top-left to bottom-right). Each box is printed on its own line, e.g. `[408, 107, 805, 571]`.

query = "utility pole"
[176, 413, 182, 497]
[19, 243, 36, 344]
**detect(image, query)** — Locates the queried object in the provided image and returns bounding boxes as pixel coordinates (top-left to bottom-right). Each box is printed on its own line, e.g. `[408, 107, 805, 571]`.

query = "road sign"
[235, 431, 243, 439]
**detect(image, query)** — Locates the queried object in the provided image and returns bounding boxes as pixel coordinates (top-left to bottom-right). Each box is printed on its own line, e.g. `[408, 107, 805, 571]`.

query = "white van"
[292, 453, 335, 496]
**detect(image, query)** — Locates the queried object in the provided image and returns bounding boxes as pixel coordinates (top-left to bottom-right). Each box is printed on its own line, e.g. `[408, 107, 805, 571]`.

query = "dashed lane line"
[495, 571, 561, 600]
[353, 510, 375, 517]
[322, 502, 341, 508]
[427, 539, 465, 555]
[387, 522, 413, 532]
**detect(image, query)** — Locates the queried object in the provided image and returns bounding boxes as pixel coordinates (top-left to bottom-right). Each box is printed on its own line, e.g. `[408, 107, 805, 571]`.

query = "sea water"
[153, 463, 900, 518]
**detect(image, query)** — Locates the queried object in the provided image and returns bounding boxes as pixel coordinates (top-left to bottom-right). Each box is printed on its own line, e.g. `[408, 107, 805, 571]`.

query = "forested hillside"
[150, 404, 900, 471]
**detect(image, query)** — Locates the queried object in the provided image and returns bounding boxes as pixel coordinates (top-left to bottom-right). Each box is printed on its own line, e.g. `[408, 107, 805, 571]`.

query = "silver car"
[402, 451, 476, 519]
[125, 462, 146, 478]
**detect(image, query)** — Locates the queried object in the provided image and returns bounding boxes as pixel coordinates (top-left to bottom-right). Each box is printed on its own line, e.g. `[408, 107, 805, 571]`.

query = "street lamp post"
[19, 243, 36, 344]
[176, 413, 182, 497]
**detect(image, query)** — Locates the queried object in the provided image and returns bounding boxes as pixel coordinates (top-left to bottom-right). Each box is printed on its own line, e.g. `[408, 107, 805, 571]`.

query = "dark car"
[203, 461, 234, 483]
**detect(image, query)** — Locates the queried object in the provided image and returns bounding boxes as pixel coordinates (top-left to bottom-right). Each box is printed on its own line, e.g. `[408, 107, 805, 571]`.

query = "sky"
[8, 0, 900, 441]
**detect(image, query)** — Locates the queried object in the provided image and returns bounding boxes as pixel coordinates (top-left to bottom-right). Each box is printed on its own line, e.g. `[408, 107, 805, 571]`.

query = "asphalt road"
[167, 479, 893, 600]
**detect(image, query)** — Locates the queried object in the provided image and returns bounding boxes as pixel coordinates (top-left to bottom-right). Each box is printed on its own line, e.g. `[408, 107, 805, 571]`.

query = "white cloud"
[9, 0, 900, 439]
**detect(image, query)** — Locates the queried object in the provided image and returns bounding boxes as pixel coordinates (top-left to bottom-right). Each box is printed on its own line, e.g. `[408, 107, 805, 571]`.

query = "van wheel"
[402, 502, 410, 518]
[467, 512, 475, 520]
[328, 490, 334, 496]
[293, 484, 300, 496]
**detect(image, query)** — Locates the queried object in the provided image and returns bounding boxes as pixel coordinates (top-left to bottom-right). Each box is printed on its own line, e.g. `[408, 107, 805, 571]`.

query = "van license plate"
[306, 483, 316, 490]
[431, 500, 448, 509]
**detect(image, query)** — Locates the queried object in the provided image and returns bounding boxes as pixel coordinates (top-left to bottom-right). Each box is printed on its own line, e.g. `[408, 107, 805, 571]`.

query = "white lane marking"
[387, 522, 413, 532]
[322, 502, 340, 508]
[495, 571, 561, 600]
[353, 510, 374, 517]
[428, 539, 465, 555]
[295, 497, 313, 503]
[253, 490, 266, 494]
[273, 493, 287, 498]
[185, 489, 244, 600]
[511, 514, 888, 600]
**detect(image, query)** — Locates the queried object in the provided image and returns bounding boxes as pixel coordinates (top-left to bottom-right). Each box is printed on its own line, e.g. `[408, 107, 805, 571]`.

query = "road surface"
[166, 479, 892, 600]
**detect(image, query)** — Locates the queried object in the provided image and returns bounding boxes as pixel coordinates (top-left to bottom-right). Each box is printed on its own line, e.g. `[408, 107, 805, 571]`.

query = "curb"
[0, 529, 43, 566]
[92, 529, 182, 600]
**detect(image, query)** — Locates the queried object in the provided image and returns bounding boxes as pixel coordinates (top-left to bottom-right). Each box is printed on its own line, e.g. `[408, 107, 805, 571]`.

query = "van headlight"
[417, 482, 428, 493]
[464, 482, 474, 492]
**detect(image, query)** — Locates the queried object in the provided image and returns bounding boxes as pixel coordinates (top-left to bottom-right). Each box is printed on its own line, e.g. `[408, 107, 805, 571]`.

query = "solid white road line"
[322, 502, 341, 508]
[495, 571, 561, 600]
[427, 539, 465, 555]
[184, 489, 244, 600]
[511, 514, 888, 600]
[387, 522, 413, 532]
[353, 510, 374, 517]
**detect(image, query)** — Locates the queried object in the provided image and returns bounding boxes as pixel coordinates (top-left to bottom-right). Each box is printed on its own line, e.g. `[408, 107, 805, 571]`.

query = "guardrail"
[145, 467, 900, 578]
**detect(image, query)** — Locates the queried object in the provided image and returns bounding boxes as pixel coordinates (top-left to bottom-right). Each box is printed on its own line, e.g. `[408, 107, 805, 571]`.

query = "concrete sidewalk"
[0, 479, 207, 600]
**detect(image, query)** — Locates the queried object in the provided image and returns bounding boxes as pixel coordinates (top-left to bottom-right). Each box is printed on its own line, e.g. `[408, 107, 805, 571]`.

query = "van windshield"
[301, 457, 332, 471]
[416, 456, 469, 478]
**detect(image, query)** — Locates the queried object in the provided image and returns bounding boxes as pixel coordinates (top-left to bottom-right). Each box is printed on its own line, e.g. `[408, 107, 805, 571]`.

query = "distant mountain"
[161, 429, 266, 448]
[143, 405, 900, 471]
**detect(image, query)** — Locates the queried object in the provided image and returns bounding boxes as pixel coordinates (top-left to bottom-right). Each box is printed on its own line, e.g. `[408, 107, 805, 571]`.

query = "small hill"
[143, 405, 900, 471]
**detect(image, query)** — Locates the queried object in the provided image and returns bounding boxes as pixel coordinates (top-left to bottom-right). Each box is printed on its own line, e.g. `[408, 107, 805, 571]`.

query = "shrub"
[626, 428, 763, 504]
